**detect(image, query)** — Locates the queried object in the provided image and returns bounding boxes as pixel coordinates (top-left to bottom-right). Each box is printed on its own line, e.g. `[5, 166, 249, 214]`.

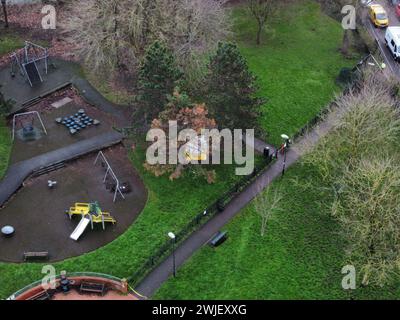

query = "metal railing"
[126, 155, 275, 287]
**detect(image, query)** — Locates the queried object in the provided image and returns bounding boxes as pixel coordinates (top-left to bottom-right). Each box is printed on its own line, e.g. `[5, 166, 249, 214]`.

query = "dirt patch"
[0, 144, 147, 263]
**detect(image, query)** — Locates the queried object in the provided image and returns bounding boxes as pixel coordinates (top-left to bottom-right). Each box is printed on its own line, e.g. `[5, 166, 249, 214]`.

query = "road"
[364, 0, 400, 78]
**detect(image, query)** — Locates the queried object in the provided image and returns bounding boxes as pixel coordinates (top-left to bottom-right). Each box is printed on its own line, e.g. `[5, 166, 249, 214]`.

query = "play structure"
[55, 109, 100, 135]
[10, 41, 51, 87]
[66, 202, 116, 241]
[184, 135, 208, 162]
[12, 111, 47, 141]
[94, 151, 126, 203]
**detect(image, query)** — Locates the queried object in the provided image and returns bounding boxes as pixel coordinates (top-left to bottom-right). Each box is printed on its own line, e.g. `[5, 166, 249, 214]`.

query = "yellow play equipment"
[66, 202, 116, 230]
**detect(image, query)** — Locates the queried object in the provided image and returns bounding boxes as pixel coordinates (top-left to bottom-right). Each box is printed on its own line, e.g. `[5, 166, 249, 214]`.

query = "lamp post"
[1, 0, 8, 28]
[281, 134, 290, 177]
[168, 232, 176, 277]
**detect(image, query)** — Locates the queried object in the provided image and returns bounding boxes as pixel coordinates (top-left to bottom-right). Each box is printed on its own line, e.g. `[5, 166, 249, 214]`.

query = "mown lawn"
[0, 36, 23, 56]
[0, 118, 11, 178]
[232, 0, 356, 145]
[0, 146, 247, 298]
[155, 160, 400, 300]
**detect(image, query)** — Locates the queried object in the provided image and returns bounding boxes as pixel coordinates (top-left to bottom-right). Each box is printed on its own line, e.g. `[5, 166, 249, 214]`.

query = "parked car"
[385, 26, 400, 61]
[369, 4, 389, 27]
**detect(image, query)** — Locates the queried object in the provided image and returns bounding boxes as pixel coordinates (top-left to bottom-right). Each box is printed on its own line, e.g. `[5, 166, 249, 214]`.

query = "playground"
[0, 41, 148, 263]
[8, 86, 119, 163]
[0, 42, 75, 114]
[0, 145, 147, 262]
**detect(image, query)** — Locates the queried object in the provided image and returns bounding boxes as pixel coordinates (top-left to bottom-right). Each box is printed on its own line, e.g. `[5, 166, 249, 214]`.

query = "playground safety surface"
[10, 87, 118, 163]
[0, 59, 76, 114]
[0, 145, 147, 262]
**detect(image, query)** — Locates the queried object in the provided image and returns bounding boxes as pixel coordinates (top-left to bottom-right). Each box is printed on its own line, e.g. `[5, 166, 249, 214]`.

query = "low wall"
[9, 273, 128, 300]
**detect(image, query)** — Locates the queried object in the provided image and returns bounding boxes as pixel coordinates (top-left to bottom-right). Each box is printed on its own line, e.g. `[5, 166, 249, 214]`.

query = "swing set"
[12, 111, 47, 141]
[10, 41, 51, 87]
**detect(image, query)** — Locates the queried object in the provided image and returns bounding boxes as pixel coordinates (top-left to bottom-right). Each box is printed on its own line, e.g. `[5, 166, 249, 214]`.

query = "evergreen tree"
[206, 42, 264, 131]
[137, 41, 183, 124]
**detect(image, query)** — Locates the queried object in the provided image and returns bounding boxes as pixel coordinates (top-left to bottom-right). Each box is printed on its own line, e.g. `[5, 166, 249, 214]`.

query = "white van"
[385, 26, 400, 61]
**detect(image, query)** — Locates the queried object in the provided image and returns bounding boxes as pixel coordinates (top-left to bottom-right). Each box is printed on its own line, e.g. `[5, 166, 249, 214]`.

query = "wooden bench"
[27, 290, 51, 300]
[79, 282, 106, 296]
[23, 252, 49, 262]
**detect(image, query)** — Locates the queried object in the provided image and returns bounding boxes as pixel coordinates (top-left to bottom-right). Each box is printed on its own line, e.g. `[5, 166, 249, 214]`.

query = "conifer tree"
[206, 42, 263, 132]
[138, 41, 183, 124]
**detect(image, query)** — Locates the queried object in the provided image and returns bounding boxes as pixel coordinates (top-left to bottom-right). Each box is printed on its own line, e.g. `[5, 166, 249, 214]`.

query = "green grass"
[86, 72, 134, 106]
[232, 0, 356, 145]
[154, 3, 400, 300]
[0, 36, 23, 56]
[0, 118, 11, 178]
[0, 146, 245, 298]
[154, 164, 400, 300]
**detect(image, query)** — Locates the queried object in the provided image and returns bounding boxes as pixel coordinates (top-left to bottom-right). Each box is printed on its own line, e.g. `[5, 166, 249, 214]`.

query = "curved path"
[0, 59, 129, 208]
[0, 131, 123, 207]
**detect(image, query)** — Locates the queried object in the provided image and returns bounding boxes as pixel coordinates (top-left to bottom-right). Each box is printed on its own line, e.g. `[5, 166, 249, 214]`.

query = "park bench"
[209, 231, 228, 248]
[79, 282, 106, 296]
[23, 252, 49, 262]
[27, 290, 51, 300]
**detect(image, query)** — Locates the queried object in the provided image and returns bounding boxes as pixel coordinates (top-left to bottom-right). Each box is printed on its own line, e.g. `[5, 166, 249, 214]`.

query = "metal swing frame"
[12, 111, 47, 141]
[94, 151, 125, 203]
[10, 41, 50, 86]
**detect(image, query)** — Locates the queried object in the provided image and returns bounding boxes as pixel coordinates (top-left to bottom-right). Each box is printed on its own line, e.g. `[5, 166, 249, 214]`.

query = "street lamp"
[281, 134, 290, 177]
[1, 0, 8, 29]
[168, 232, 177, 277]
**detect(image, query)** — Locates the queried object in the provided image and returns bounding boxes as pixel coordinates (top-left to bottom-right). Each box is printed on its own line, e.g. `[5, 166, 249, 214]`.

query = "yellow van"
[370, 4, 389, 28]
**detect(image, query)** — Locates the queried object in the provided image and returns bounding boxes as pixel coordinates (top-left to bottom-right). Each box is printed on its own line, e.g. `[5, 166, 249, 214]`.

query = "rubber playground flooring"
[0, 145, 147, 262]
[10, 101, 117, 163]
[0, 59, 76, 114]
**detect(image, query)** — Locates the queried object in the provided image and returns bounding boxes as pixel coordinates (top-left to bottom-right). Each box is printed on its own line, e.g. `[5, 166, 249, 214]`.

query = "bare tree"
[247, 0, 279, 45]
[302, 70, 400, 285]
[253, 183, 283, 236]
[1, 0, 8, 28]
[63, 0, 230, 76]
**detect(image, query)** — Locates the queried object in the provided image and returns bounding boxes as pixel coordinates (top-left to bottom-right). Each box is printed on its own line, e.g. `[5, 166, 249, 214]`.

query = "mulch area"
[0, 3, 78, 68]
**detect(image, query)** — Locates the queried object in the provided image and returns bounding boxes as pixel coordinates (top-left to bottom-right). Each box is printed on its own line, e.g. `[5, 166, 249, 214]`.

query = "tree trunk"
[256, 22, 263, 45]
[2, 1, 8, 28]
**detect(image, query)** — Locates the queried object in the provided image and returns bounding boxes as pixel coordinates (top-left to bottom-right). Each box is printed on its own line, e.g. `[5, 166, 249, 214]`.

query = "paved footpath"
[0, 131, 123, 207]
[135, 107, 344, 298]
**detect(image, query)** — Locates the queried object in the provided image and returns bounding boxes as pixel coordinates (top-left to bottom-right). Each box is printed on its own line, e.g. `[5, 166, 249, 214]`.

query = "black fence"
[127, 154, 275, 287]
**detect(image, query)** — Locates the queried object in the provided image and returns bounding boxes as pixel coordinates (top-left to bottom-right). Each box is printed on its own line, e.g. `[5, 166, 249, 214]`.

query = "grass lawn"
[0, 145, 247, 298]
[0, 118, 11, 179]
[232, 0, 357, 145]
[155, 161, 400, 300]
[0, 36, 24, 56]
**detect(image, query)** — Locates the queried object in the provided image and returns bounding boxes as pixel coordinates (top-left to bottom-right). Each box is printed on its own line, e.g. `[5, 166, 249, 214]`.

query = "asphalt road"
[364, 0, 400, 77]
